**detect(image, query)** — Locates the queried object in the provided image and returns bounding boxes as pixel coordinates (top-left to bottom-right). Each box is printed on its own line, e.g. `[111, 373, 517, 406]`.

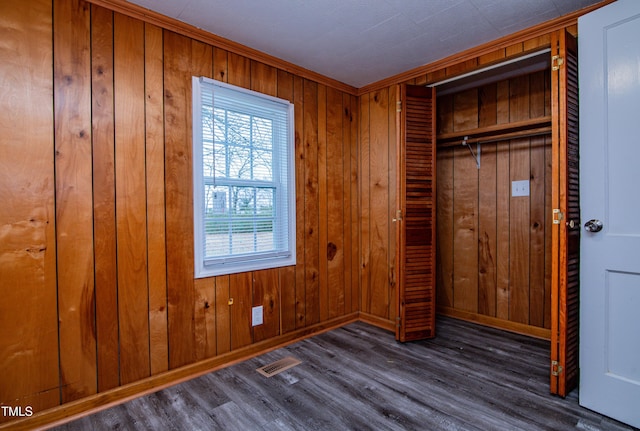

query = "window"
[192, 77, 295, 277]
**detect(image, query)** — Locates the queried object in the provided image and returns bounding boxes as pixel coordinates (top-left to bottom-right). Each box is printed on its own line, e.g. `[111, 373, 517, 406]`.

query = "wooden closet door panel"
[550, 29, 580, 397]
[396, 85, 436, 342]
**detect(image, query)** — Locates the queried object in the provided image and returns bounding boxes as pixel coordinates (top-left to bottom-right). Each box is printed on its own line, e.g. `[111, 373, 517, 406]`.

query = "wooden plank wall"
[436, 71, 553, 333]
[0, 0, 60, 414]
[0, 0, 359, 421]
[359, 32, 570, 335]
[359, 87, 398, 323]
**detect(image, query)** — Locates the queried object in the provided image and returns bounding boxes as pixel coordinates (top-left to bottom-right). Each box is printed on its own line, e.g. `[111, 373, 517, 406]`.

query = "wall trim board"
[357, 0, 615, 95]
[359, 312, 396, 333]
[74, 0, 613, 98]
[0, 313, 359, 431]
[359, 310, 552, 341]
[438, 307, 551, 340]
[0, 307, 546, 431]
[84, 0, 358, 96]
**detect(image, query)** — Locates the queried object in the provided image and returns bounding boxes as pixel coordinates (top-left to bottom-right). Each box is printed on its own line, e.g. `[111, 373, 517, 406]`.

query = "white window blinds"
[193, 77, 295, 277]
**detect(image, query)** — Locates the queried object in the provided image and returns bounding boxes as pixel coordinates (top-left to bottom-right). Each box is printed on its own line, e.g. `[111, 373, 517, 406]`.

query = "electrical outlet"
[512, 180, 530, 197]
[252, 306, 263, 326]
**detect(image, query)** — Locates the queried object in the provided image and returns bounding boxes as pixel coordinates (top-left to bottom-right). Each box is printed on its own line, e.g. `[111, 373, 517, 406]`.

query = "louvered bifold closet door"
[396, 84, 436, 342]
[550, 30, 580, 397]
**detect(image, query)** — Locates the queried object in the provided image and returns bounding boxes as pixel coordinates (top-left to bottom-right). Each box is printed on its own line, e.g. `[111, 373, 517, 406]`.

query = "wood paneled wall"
[0, 0, 60, 413]
[358, 88, 398, 322]
[436, 71, 553, 333]
[0, 0, 586, 424]
[0, 0, 358, 420]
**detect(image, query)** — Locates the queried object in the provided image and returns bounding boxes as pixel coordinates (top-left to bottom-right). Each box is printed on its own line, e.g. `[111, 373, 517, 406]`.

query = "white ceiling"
[126, 0, 602, 88]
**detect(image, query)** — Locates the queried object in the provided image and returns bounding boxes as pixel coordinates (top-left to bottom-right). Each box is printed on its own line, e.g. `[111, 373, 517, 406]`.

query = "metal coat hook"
[462, 136, 481, 169]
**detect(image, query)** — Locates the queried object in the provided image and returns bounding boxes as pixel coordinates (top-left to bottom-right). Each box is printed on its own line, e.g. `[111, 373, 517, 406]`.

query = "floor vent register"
[256, 356, 301, 377]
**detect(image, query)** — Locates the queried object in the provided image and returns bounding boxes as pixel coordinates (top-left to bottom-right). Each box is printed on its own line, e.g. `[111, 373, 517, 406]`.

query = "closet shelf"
[436, 115, 551, 147]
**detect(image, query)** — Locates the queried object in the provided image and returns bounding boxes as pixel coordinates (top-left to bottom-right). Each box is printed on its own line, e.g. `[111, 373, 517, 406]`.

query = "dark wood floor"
[53, 317, 637, 430]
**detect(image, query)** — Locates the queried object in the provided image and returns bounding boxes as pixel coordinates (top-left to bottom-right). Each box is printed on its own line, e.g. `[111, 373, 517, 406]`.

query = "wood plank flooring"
[53, 317, 637, 430]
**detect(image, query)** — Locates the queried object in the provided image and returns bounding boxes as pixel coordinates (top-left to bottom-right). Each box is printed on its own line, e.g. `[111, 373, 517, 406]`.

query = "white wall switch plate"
[252, 305, 263, 326]
[512, 180, 530, 197]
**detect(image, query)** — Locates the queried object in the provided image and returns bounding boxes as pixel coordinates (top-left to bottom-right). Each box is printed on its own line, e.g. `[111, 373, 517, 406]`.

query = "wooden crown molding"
[357, 0, 615, 95]
[85, 0, 359, 95]
[86, 0, 613, 97]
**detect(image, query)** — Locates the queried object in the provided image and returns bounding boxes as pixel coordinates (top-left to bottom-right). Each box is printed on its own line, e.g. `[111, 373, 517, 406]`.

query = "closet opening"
[432, 49, 554, 340]
[396, 32, 578, 396]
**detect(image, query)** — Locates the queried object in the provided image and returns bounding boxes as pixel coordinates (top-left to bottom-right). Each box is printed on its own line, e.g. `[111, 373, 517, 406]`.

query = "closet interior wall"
[436, 69, 553, 338]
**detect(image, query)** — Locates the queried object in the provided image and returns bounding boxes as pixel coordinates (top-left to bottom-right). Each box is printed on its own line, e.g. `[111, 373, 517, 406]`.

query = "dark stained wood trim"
[84, 0, 358, 95]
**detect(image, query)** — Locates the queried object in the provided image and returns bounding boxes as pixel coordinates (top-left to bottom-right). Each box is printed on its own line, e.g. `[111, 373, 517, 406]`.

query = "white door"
[579, 0, 640, 428]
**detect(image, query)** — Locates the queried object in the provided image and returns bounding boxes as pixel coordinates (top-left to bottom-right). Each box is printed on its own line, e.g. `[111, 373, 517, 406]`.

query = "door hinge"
[396, 100, 402, 113]
[553, 209, 564, 225]
[392, 209, 403, 222]
[552, 55, 564, 71]
[551, 360, 564, 376]
[396, 316, 401, 328]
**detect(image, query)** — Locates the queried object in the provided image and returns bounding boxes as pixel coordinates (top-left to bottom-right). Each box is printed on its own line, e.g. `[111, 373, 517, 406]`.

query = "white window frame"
[192, 77, 296, 277]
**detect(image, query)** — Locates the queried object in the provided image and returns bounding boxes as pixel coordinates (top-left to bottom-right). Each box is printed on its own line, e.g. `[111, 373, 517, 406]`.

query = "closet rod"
[437, 126, 552, 149]
[428, 48, 551, 88]
[437, 116, 550, 143]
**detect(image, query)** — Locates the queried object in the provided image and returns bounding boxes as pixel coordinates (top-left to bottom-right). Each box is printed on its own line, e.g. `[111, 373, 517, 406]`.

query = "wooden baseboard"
[2, 309, 549, 430]
[358, 312, 396, 333]
[1, 313, 359, 431]
[437, 307, 551, 340]
[357, 310, 551, 341]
